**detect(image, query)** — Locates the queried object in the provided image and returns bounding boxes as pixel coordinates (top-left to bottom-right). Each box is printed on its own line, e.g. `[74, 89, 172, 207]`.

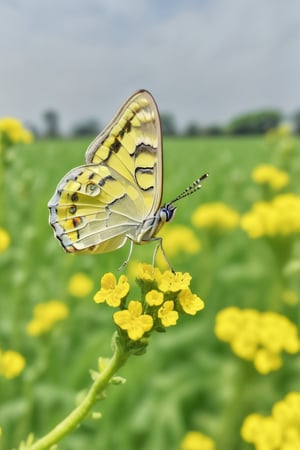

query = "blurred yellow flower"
[181, 430, 215, 450]
[242, 392, 300, 449]
[68, 272, 94, 298]
[241, 193, 300, 238]
[0, 228, 10, 253]
[94, 273, 129, 307]
[259, 312, 300, 354]
[113, 301, 153, 340]
[0, 117, 34, 146]
[215, 307, 300, 374]
[253, 348, 282, 374]
[272, 392, 300, 427]
[0, 349, 25, 379]
[192, 202, 240, 231]
[277, 123, 292, 137]
[230, 331, 258, 361]
[214, 306, 244, 342]
[178, 288, 205, 315]
[265, 123, 292, 142]
[158, 225, 201, 258]
[27, 300, 69, 336]
[241, 414, 281, 449]
[282, 289, 299, 305]
[252, 164, 289, 190]
[158, 300, 179, 327]
[157, 270, 191, 292]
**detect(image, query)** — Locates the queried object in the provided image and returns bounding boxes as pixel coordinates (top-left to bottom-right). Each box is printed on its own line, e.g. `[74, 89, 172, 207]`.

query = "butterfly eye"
[86, 182, 100, 196]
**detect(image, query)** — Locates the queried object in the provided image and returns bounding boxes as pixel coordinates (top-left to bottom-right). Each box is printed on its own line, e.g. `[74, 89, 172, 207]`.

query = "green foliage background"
[1, 136, 300, 450]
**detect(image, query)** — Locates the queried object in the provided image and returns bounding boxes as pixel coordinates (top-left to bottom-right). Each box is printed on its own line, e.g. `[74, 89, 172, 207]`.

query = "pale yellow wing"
[48, 90, 162, 254]
[85, 90, 162, 216]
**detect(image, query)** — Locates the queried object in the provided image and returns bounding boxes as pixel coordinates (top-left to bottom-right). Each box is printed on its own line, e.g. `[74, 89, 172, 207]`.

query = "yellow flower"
[252, 164, 289, 190]
[242, 392, 300, 449]
[68, 272, 94, 298]
[145, 289, 164, 306]
[157, 271, 191, 292]
[259, 312, 300, 354]
[136, 263, 161, 282]
[178, 288, 205, 315]
[231, 332, 258, 361]
[113, 301, 153, 340]
[272, 392, 300, 427]
[192, 202, 240, 231]
[0, 228, 11, 253]
[158, 301, 179, 327]
[0, 117, 34, 145]
[180, 430, 215, 450]
[241, 414, 282, 449]
[158, 225, 201, 258]
[241, 413, 264, 442]
[0, 350, 25, 379]
[253, 348, 282, 374]
[27, 300, 69, 336]
[215, 307, 300, 373]
[94, 273, 129, 307]
[241, 193, 300, 238]
[215, 307, 244, 342]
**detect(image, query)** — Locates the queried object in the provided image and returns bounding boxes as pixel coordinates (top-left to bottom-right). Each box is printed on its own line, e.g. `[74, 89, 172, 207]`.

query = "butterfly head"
[159, 203, 177, 224]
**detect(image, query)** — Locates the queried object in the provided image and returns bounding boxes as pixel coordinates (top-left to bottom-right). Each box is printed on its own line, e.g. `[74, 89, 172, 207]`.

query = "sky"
[0, 0, 299, 134]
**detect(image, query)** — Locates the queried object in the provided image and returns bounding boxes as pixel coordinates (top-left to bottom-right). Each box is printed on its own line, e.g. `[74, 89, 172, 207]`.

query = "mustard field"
[1, 130, 300, 450]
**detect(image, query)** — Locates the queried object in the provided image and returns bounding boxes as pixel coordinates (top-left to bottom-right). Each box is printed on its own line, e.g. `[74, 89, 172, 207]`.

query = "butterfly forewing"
[48, 90, 163, 254]
[85, 90, 162, 216]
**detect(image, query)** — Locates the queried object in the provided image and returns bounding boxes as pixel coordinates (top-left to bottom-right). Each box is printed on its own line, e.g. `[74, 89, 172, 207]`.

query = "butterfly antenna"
[170, 173, 208, 204]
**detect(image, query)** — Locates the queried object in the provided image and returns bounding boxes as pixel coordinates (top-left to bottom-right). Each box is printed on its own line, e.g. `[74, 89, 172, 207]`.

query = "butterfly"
[48, 90, 208, 271]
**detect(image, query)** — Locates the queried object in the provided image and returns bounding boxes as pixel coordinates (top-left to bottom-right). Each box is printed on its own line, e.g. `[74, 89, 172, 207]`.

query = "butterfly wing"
[85, 89, 162, 216]
[48, 90, 162, 254]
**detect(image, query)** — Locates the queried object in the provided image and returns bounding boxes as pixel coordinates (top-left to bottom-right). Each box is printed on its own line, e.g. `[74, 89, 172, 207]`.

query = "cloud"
[0, 0, 299, 132]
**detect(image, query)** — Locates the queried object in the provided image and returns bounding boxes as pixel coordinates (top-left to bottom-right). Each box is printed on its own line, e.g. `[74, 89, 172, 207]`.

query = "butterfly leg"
[117, 240, 134, 271]
[152, 237, 175, 274]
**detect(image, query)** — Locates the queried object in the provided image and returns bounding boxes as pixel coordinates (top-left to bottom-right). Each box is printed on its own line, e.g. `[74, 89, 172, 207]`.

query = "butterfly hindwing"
[48, 90, 162, 254]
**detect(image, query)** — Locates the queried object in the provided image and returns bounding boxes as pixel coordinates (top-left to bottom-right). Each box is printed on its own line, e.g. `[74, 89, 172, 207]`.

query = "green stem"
[28, 342, 128, 450]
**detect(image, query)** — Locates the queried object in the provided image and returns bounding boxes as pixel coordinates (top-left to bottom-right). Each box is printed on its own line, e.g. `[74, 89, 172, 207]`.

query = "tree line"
[37, 109, 300, 138]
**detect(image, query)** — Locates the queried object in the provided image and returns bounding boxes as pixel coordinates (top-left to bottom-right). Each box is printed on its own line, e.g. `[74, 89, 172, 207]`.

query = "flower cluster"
[93, 265, 204, 344]
[180, 431, 215, 450]
[191, 202, 240, 231]
[241, 193, 300, 238]
[0, 349, 25, 379]
[241, 392, 300, 449]
[215, 307, 300, 374]
[68, 272, 94, 298]
[0, 117, 33, 148]
[251, 164, 289, 191]
[27, 300, 69, 336]
[0, 227, 10, 253]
